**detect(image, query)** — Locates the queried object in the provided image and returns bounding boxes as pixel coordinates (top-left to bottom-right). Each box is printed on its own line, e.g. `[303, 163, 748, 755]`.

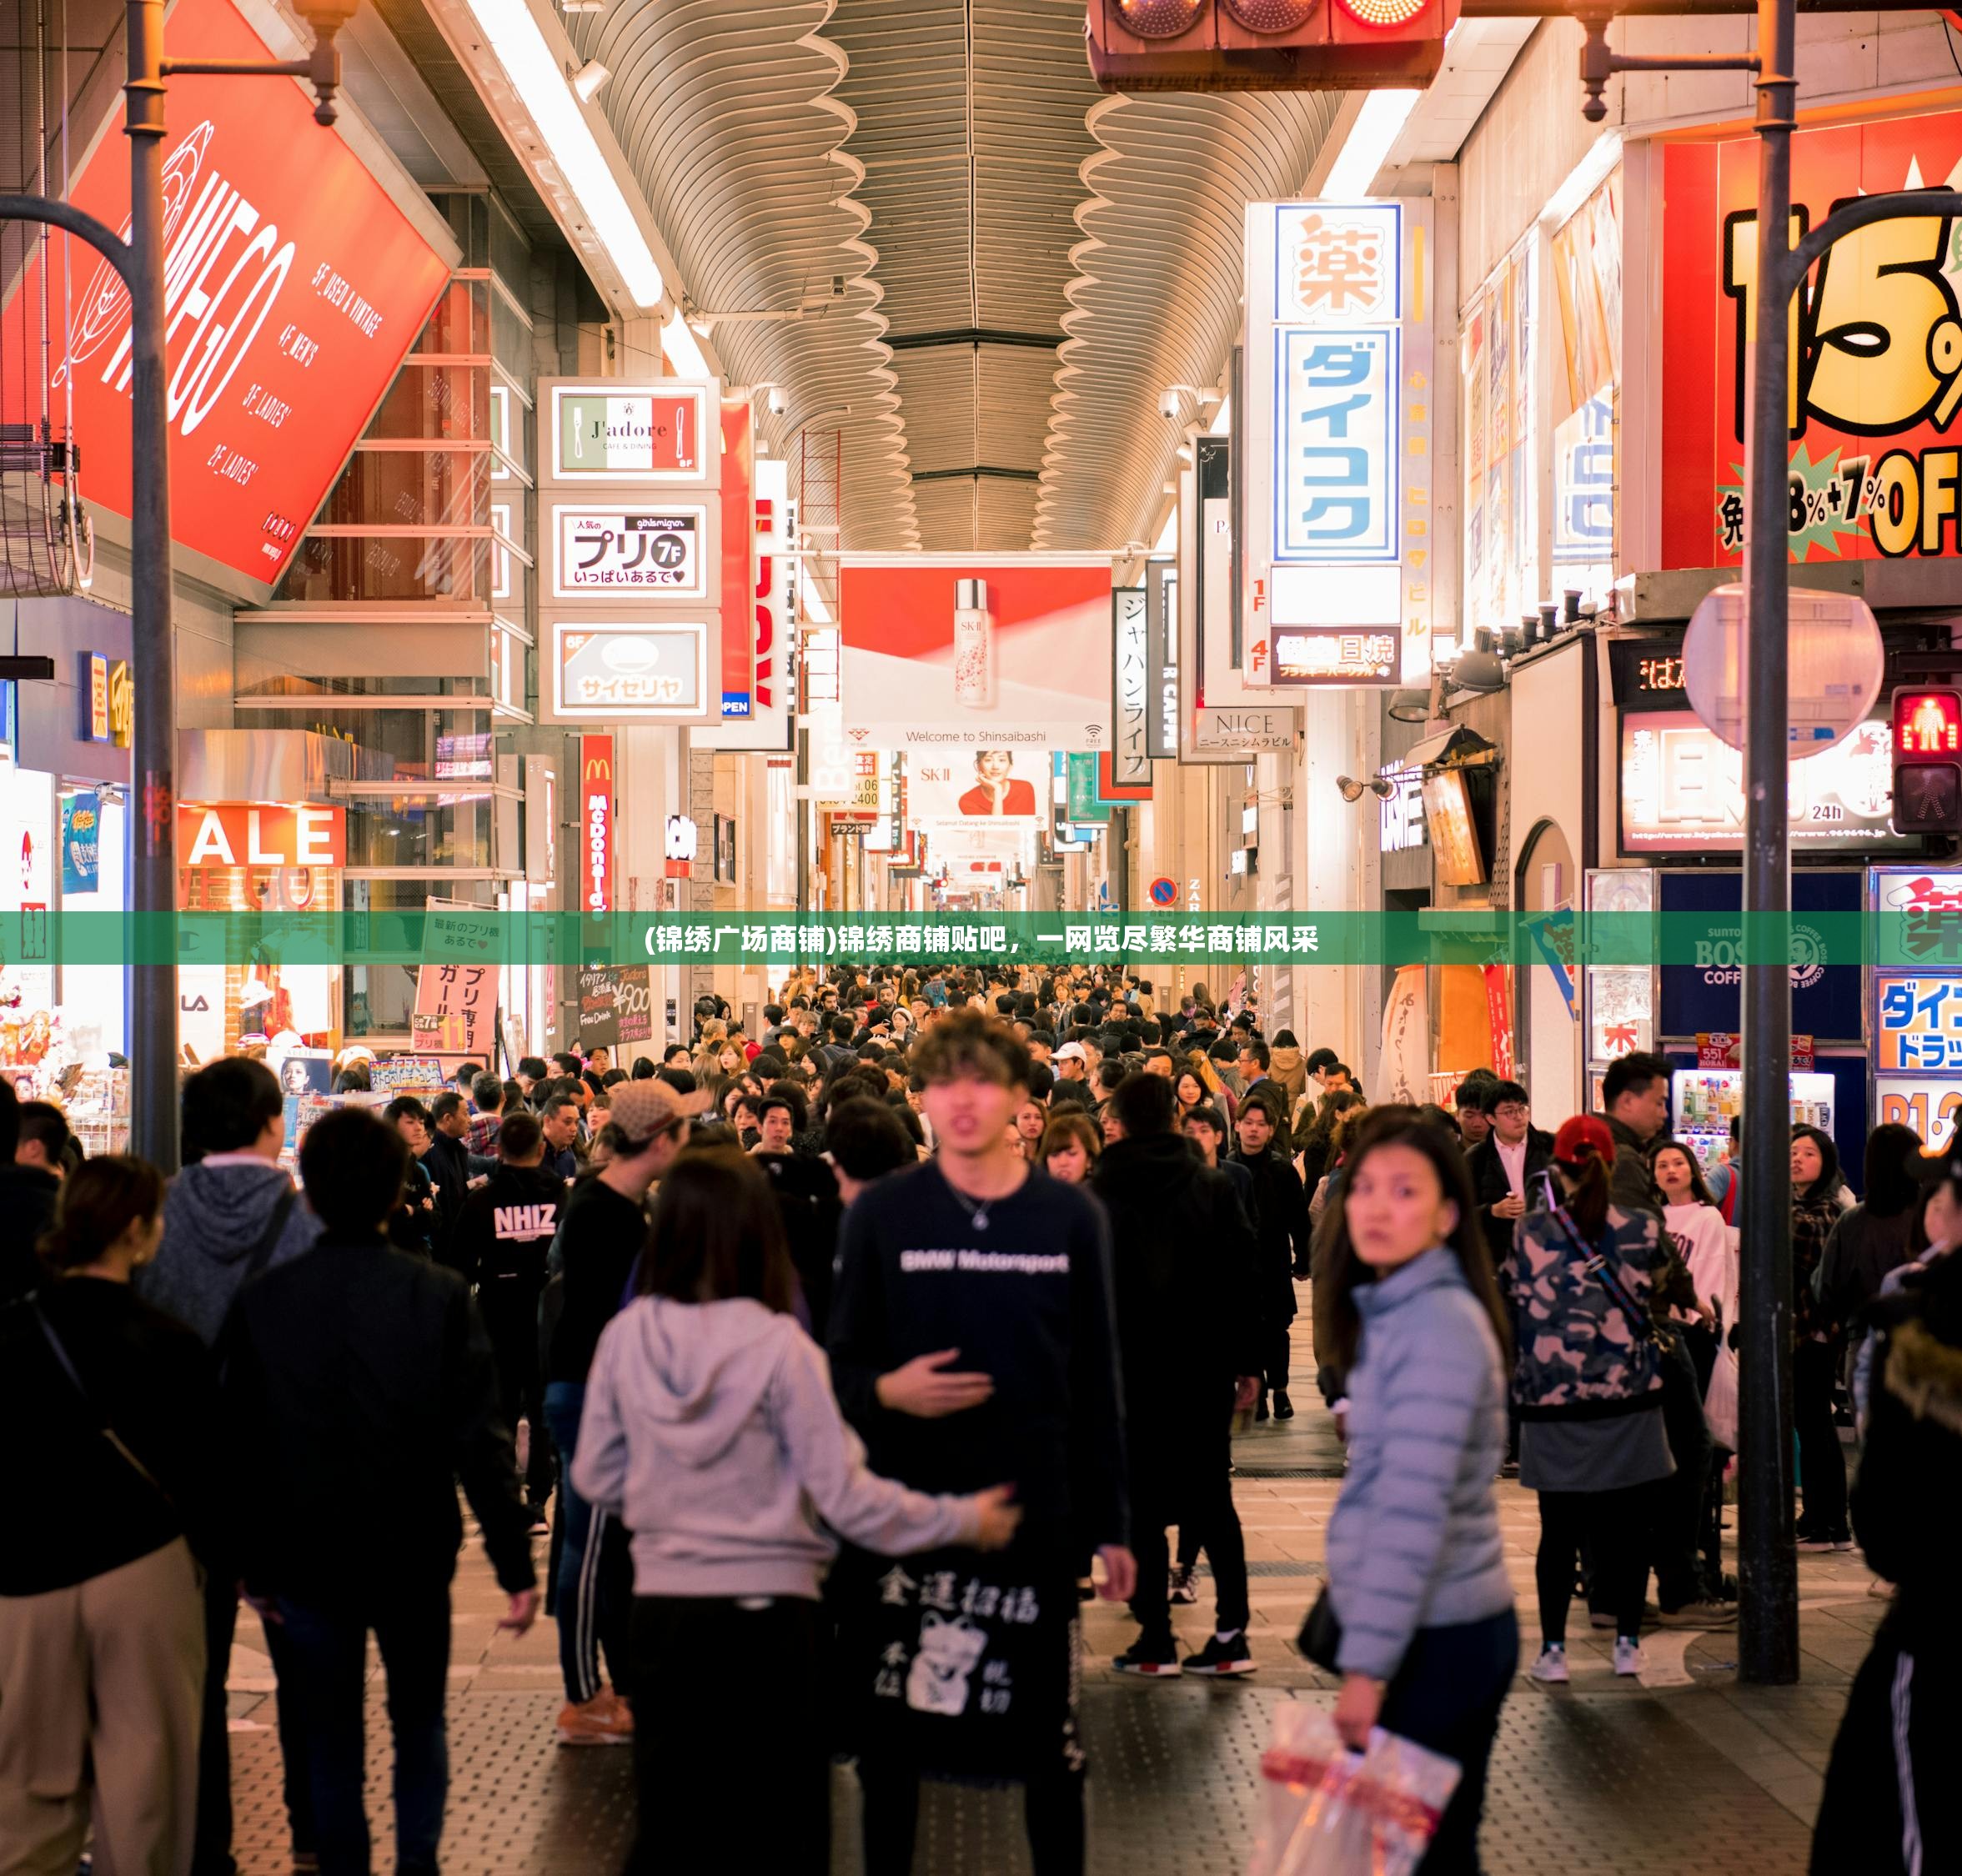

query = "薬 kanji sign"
[1242, 198, 1434, 689]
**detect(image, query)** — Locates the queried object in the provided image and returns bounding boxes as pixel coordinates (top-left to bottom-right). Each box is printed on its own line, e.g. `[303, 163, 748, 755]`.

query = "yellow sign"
[107, 660, 133, 749]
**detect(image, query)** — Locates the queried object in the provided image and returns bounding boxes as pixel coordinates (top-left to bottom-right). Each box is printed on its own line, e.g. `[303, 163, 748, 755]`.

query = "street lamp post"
[1, 0, 354, 1170]
[1574, 0, 1962, 1682]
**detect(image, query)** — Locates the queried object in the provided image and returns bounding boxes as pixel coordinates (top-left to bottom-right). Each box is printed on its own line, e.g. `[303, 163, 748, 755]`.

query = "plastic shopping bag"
[1250, 1702, 1462, 1876]
[1704, 1343, 1739, 1452]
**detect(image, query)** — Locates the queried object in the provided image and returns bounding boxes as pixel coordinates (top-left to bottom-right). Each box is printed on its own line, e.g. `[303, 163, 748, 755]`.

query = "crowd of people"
[0, 959, 1952, 1876]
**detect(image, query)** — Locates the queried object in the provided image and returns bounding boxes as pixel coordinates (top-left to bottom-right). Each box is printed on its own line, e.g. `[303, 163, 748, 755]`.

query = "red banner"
[719, 398, 755, 716]
[580, 735, 615, 913]
[1661, 110, 1962, 569]
[1696, 1031, 1814, 1071]
[0, 0, 450, 584]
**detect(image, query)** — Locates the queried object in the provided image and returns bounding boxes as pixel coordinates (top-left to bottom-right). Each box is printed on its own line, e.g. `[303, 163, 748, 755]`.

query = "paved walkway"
[223, 1308, 1869, 1873]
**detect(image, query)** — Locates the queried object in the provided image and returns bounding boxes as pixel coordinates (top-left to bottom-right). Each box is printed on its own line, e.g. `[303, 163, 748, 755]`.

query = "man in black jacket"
[1601, 1051, 1672, 1220]
[1231, 1089, 1312, 1420]
[447, 1111, 565, 1523]
[1093, 1073, 1262, 1678]
[220, 1107, 537, 1876]
[0, 1076, 58, 1302]
[1463, 1079, 1554, 1263]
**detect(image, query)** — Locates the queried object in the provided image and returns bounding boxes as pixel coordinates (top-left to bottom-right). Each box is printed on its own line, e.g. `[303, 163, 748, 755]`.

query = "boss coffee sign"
[0, 0, 450, 586]
[1663, 110, 1962, 567]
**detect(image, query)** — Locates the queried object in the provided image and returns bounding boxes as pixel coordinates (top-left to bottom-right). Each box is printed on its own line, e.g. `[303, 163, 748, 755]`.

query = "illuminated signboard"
[1876, 974, 1962, 1074]
[1662, 110, 1962, 568]
[177, 802, 346, 867]
[551, 504, 711, 599]
[1243, 198, 1434, 686]
[1111, 586, 1151, 787]
[1272, 625, 1400, 685]
[581, 735, 614, 913]
[0, 0, 450, 584]
[549, 620, 709, 723]
[1619, 710, 1907, 854]
[545, 383, 712, 484]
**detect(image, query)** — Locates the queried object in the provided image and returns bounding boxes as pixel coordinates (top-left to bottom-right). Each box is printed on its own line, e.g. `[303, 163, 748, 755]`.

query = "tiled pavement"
[224, 1307, 1871, 1873]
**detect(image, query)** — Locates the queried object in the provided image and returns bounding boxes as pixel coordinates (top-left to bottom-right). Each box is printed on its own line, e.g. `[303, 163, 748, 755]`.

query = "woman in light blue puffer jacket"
[1315, 1109, 1517, 1876]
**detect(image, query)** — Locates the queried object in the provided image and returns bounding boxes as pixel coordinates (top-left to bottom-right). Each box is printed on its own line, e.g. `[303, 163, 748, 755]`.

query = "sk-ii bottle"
[953, 578, 996, 708]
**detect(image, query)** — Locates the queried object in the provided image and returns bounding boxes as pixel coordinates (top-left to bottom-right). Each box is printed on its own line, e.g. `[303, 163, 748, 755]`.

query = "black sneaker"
[1113, 1633, 1182, 1677]
[1254, 1392, 1270, 1422]
[1182, 1631, 1256, 1677]
[1272, 1390, 1295, 1420]
[527, 1503, 551, 1536]
[1168, 1563, 1198, 1605]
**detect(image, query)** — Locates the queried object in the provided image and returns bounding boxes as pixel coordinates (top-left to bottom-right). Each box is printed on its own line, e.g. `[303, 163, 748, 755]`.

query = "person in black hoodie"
[447, 1111, 565, 1524]
[1231, 1087, 1312, 1420]
[0, 1076, 60, 1302]
[220, 1107, 539, 1876]
[0, 1156, 220, 1875]
[136, 1056, 319, 1876]
[1092, 1072, 1262, 1678]
[830, 1008, 1132, 1876]
[1810, 1202, 1962, 1874]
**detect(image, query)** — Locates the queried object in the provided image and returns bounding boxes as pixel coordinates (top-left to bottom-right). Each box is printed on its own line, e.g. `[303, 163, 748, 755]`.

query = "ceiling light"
[570, 58, 609, 102]
[464, 0, 663, 307]
[660, 308, 712, 379]
[1322, 88, 1421, 198]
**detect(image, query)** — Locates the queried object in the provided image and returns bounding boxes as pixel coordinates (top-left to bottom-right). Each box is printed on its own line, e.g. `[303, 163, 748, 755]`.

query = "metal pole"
[1737, 0, 1799, 1685]
[125, 0, 178, 1171]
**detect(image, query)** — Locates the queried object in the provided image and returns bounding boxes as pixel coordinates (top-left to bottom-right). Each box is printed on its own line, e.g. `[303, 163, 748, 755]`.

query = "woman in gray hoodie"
[573, 1148, 1019, 1875]
[1314, 1111, 1516, 1876]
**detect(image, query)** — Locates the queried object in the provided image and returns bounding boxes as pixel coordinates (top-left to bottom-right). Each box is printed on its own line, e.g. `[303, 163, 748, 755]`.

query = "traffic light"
[1892, 685, 1962, 834]
[1086, 0, 1457, 93]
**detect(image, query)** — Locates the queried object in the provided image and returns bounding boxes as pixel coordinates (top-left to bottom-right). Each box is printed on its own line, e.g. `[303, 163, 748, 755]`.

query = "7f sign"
[581, 735, 614, 914]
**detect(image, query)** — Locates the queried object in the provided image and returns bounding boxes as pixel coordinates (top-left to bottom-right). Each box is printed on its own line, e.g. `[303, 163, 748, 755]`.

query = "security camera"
[1158, 388, 1182, 420]
[766, 385, 788, 416]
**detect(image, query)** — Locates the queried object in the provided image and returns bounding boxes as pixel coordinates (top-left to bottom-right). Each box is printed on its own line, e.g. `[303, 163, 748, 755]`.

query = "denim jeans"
[275, 1583, 451, 1875]
[543, 1381, 632, 1706]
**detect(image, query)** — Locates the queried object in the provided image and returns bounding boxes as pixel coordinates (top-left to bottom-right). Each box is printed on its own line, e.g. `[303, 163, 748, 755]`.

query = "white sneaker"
[1528, 1645, 1569, 1684]
[1613, 1638, 1645, 1678]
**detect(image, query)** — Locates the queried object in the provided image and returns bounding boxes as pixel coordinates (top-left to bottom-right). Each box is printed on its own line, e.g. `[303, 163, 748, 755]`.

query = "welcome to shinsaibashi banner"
[35, 907, 1899, 971]
[1662, 108, 1962, 569]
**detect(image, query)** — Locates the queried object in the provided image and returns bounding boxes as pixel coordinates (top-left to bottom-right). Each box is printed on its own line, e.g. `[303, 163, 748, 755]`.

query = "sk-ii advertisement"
[1662, 109, 1962, 568]
[0, 0, 451, 587]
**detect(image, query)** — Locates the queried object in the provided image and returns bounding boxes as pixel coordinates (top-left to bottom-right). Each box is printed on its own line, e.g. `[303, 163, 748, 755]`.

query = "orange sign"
[412, 961, 499, 1059]
[178, 803, 346, 867]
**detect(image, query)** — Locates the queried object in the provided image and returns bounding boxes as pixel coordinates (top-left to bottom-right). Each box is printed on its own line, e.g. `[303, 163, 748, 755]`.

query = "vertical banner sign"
[60, 792, 101, 894]
[719, 397, 755, 718]
[1111, 587, 1151, 785]
[1243, 199, 1434, 686]
[1145, 558, 1177, 759]
[698, 455, 793, 752]
[1662, 113, 1962, 569]
[580, 735, 615, 914]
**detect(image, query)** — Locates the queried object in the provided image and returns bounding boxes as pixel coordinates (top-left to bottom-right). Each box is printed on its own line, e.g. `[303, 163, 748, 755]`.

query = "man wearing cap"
[541, 1076, 706, 1747]
[1052, 1041, 1090, 1085]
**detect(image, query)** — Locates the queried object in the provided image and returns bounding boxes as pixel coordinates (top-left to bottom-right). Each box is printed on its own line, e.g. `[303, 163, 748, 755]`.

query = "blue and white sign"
[1244, 198, 1436, 687]
[1277, 330, 1397, 561]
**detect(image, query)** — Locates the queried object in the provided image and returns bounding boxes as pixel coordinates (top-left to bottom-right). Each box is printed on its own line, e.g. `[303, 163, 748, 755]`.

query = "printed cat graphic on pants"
[906, 1611, 988, 1716]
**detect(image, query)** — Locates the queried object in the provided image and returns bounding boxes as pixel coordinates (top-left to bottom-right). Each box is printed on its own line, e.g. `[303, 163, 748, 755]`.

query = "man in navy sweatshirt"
[830, 1007, 1132, 1876]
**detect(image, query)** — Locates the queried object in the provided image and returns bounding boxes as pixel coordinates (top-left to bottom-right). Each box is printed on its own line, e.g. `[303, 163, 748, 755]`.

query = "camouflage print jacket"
[1505, 1201, 1669, 1419]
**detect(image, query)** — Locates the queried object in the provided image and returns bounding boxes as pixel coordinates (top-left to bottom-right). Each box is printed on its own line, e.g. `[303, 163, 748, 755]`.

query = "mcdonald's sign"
[580, 734, 615, 913]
